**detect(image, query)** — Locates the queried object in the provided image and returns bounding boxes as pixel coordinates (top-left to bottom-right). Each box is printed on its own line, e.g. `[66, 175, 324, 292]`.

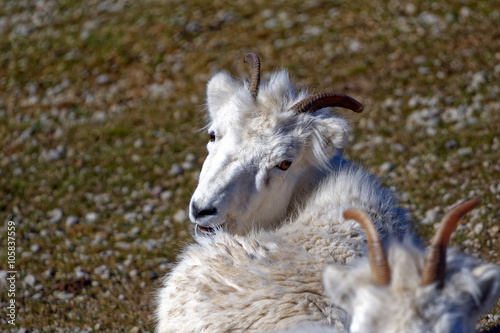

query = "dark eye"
[209, 132, 216, 142]
[277, 160, 292, 170]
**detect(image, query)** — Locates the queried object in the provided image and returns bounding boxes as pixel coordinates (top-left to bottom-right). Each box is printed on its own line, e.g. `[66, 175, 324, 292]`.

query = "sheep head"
[324, 198, 500, 333]
[189, 53, 364, 237]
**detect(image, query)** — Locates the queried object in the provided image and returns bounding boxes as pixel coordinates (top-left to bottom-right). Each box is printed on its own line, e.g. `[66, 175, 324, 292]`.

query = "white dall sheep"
[189, 53, 407, 239]
[321, 198, 500, 333]
[157, 152, 411, 332]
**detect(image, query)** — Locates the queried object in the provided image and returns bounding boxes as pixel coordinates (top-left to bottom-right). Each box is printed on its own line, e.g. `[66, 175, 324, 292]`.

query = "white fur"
[156, 162, 409, 332]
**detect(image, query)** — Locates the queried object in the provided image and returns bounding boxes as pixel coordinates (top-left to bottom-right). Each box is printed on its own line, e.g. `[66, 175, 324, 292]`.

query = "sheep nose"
[190, 202, 218, 221]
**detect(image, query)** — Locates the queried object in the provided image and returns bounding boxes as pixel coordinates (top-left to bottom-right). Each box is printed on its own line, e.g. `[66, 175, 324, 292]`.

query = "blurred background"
[1, 0, 499, 331]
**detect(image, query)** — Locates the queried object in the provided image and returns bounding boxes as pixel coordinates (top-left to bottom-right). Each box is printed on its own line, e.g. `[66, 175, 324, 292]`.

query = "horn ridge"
[290, 92, 364, 114]
[344, 209, 390, 285]
[243, 53, 261, 99]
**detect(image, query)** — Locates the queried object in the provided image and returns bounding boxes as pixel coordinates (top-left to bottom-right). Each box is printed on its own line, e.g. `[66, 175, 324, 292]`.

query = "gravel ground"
[1, 0, 499, 331]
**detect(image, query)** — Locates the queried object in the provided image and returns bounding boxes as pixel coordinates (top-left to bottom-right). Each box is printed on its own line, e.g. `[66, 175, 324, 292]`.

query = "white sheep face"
[189, 70, 350, 236]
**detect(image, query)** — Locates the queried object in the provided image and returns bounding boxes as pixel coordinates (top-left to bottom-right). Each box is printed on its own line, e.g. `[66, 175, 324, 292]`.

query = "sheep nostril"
[191, 202, 218, 220]
[198, 207, 217, 218]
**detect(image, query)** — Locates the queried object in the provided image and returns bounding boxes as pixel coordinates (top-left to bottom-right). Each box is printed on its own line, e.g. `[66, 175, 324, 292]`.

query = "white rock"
[129, 269, 140, 278]
[0, 270, 7, 285]
[85, 212, 99, 224]
[124, 212, 137, 222]
[168, 163, 183, 176]
[173, 209, 188, 223]
[65, 216, 79, 227]
[474, 223, 484, 235]
[185, 153, 196, 163]
[24, 274, 36, 287]
[404, 3, 416, 16]
[422, 206, 441, 225]
[94, 265, 110, 279]
[96, 74, 109, 85]
[115, 241, 131, 250]
[30, 244, 41, 253]
[48, 208, 64, 223]
[160, 190, 173, 201]
[379, 162, 395, 173]
[457, 147, 473, 156]
[129, 226, 140, 236]
[54, 290, 74, 300]
[134, 139, 144, 148]
[142, 204, 154, 214]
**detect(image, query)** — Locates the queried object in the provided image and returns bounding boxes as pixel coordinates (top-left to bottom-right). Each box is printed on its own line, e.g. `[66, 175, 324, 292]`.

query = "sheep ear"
[468, 263, 500, 316]
[323, 265, 357, 312]
[312, 115, 350, 150]
[206, 72, 241, 117]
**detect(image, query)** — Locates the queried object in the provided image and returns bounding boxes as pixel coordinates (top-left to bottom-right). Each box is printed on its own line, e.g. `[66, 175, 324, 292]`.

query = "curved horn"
[421, 198, 482, 288]
[290, 92, 364, 114]
[344, 209, 390, 285]
[243, 53, 261, 99]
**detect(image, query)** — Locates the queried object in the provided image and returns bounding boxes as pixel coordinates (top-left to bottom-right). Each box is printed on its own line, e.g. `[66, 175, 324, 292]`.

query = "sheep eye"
[277, 160, 292, 170]
[209, 132, 216, 142]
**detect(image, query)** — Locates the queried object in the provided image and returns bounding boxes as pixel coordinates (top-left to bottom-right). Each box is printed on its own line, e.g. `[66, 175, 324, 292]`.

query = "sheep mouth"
[196, 224, 216, 236]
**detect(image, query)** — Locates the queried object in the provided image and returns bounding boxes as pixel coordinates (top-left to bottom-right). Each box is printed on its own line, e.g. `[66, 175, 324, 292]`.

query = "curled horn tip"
[243, 53, 258, 65]
[421, 197, 482, 287]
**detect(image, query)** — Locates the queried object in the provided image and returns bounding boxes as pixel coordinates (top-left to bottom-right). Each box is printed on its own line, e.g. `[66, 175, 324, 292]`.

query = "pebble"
[30, 244, 41, 253]
[85, 212, 99, 224]
[142, 204, 154, 214]
[181, 161, 195, 170]
[457, 147, 473, 156]
[422, 206, 441, 225]
[142, 239, 159, 251]
[129, 226, 140, 236]
[129, 269, 140, 278]
[489, 226, 500, 235]
[445, 140, 457, 149]
[169, 163, 183, 176]
[115, 241, 131, 250]
[151, 185, 163, 197]
[379, 162, 395, 173]
[134, 139, 144, 148]
[124, 212, 137, 222]
[48, 208, 64, 223]
[0, 270, 7, 284]
[75, 266, 90, 279]
[94, 265, 110, 279]
[42, 268, 56, 279]
[96, 74, 109, 85]
[54, 290, 75, 300]
[66, 215, 79, 227]
[173, 209, 188, 223]
[474, 223, 484, 235]
[390, 143, 406, 152]
[185, 153, 196, 163]
[160, 190, 174, 201]
[24, 274, 36, 287]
